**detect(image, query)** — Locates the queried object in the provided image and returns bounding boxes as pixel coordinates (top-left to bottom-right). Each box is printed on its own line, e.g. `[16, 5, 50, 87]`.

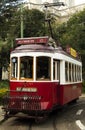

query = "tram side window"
[20, 56, 33, 79]
[77, 65, 79, 81]
[77, 65, 82, 81]
[75, 65, 77, 82]
[69, 63, 71, 82]
[11, 57, 18, 79]
[72, 64, 74, 82]
[65, 62, 69, 82]
[53, 60, 60, 80]
[57, 61, 60, 80]
[80, 67, 82, 81]
[36, 57, 51, 80]
[65, 62, 74, 82]
[53, 61, 55, 80]
[65, 62, 82, 82]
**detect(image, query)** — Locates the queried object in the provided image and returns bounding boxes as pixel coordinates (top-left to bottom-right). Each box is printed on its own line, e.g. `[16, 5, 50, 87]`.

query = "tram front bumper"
[3, 96, 50, 113]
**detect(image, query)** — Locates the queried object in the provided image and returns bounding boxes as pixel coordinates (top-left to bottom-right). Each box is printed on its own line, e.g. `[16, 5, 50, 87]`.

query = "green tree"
[8, 8, 46, 38]
[0, 5, 49, 79]
[0, 0, 19, 79]
[7, 8, 49, 49]
[55, 9, 85, 79]
[0, 0, 19, 40]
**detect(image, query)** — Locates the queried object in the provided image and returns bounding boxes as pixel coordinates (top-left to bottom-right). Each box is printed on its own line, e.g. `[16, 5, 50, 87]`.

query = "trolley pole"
[44, 2, 65, 39]
[20, 4, 24, 38]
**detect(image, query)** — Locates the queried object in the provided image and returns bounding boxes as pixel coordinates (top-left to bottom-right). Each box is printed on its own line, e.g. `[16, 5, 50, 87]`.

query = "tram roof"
[11, 36, 81, 62]
[12, 44, 55, 53]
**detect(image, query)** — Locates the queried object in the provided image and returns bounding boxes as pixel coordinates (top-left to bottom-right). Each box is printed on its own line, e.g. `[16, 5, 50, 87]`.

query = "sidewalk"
[0, 106, 4, 122]
[80, 93, 85, 98]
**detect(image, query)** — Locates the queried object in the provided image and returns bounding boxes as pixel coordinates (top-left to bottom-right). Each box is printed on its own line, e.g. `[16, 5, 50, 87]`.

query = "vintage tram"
[3, 36, 82, 120]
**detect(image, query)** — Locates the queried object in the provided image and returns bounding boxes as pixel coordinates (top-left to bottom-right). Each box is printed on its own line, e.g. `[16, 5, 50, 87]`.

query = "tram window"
[65, 62, 82, 83]
[20, 56, 33, 79]
[77, 66, 79, 81]
[77, 66, 81, 81]
[65, 62, 69, 82]
[53, 61, 55, 80]
[75, 65, 77, 82]
[36, 57, 51, 80]
[79, 66, 81, 81]
[70, 63, 73, 82]
[75, 65, 82, 82]
[69, 63, 71, 82]
[72, 64, 74, 82]
[11, 57, 18, 79]
[53, 60, 60, 81]
[57, 61, 60, 80]
[76, 65, 78, 81]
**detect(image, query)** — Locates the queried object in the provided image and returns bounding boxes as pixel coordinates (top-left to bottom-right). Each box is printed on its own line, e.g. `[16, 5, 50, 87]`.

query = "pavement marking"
[76, 120, 85, 130]
[76, 109, 83, 115]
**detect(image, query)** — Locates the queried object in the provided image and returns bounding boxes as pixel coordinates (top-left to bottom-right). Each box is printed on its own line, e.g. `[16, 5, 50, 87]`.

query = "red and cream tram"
[4, 36, 82, 120]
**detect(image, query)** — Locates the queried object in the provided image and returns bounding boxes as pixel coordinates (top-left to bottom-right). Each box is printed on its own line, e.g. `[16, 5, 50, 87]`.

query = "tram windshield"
[11, 56, 51, 80]
[20, 56, 33, 79]
[36, 56, 51, 80]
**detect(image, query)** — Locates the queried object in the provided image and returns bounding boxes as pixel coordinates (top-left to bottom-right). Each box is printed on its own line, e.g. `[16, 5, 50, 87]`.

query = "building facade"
[24, 0, 85, 23]
[26, 0, 76, 7]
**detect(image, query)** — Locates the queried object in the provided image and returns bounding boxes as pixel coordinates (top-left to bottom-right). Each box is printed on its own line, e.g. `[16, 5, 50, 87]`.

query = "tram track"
[0, 97, 85, 130]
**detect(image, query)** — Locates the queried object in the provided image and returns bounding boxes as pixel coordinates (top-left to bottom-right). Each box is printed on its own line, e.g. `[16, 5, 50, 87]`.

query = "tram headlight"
[23, 95, 28, 100]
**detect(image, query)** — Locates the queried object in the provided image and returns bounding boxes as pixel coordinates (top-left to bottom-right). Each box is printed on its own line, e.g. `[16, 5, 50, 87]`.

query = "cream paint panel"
[11, 52, 81, 66]
[11, 52, 53, 58]
[53, 53, 82, 66]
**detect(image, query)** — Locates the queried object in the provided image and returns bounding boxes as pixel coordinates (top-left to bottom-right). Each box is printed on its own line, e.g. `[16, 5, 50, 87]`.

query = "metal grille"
[4, 95, 41, 111]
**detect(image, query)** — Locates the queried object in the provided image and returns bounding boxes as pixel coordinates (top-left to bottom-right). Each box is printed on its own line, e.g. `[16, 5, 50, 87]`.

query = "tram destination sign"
[66, 46, 77, 58]
[16, 36, 49, 45]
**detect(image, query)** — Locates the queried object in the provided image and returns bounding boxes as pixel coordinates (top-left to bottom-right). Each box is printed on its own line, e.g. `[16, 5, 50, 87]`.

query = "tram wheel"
[4, 111, 10, 120]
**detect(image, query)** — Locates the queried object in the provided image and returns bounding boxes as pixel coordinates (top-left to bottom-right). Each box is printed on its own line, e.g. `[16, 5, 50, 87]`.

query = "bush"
[0, 80, 9, 104]
[0, 88, 8, 100]
[0, 80, 9, 88]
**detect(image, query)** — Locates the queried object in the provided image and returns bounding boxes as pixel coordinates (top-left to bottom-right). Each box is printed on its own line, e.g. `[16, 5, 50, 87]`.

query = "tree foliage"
[0, 0, 19, 40]
[55, 9, 85, 78]
[8, 8, 46, 38]
[0, 0, 19, 79]
[0, 2, 48, 79]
